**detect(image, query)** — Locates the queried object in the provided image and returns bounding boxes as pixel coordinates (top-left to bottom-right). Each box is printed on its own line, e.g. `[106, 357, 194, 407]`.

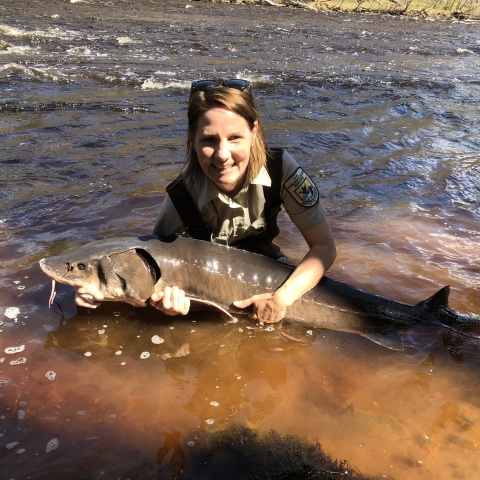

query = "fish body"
[39, 235, 480, 350]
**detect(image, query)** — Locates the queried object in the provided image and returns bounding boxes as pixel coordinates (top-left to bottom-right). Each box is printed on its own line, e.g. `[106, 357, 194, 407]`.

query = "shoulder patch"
[284, 167, 319, 207]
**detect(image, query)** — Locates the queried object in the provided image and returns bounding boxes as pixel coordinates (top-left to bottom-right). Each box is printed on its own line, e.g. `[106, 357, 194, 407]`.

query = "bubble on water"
[98, 329, 105, 335]
[113, 312, 121, 317]
[205, 418, 214, 425]
[76, 410, 86, 416]
[187, 440, 195, 446]
[45, 371, 56, 381]
[140, 352, 150, 359]
[14, 280, 20, 285]
[210, 401, 219, 407]
[19, 401, 27, 407]
[151, 335, 164, 345]
[6, 441, 19, 449]
[115, 350, 122, 355]
[17, 448, 25, 454]
[121, 362, 126, 365]
[17, 410, 26, 420]
[18, 286, 25, 290]
[190, 329, 195, 333]
[306, 330, 313, 336]
[56, 404, 61, 409]
[84, 351, 92, 357]
[10, 357, 26, 365]
[4, 307, 20, 320]
[0, 358, 4, 363]
[45, 437, 58, 453]
[103, 325, 108, 328]
[264, 326, 275, 332]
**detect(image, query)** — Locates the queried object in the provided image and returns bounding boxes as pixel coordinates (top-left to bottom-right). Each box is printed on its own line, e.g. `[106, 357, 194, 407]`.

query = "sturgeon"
[39, 235, 480, 351]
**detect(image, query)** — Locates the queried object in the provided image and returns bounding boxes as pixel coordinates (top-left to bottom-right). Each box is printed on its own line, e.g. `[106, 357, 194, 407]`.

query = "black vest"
[166, 148, 284, 259]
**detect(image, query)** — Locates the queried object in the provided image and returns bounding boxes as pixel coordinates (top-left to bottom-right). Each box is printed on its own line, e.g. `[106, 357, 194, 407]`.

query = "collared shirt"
[152, 150, 326, 245]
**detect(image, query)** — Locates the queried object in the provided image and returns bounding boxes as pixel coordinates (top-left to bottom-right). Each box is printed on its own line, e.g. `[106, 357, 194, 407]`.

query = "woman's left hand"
[233, 293, 288, 323]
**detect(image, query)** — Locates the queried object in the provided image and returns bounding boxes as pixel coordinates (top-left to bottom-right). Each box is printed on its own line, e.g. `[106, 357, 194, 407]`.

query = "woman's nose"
[215, 140, 231, 160]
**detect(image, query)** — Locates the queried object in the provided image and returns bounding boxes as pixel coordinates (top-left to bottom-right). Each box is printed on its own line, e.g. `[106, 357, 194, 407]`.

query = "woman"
[150, 79, 336, 323]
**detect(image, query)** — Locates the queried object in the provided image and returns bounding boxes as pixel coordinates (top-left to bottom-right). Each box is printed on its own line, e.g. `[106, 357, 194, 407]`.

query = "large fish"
[39, 235, 480, 351]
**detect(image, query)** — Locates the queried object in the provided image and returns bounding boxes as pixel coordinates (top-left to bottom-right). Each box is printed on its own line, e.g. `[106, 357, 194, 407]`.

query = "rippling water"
[1, 1, 479, 479]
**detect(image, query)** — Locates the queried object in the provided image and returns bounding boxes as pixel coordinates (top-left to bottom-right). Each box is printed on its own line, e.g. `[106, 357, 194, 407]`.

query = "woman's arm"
[233, 217, 336, 323]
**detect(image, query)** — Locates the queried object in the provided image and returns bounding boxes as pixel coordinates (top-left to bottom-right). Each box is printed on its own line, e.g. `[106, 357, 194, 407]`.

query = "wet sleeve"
[152, 194, 186, 236]
[280, 150, 327, 232]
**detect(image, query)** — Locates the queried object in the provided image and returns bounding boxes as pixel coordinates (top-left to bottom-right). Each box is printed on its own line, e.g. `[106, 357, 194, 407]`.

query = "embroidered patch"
[284, 168, 318, 207]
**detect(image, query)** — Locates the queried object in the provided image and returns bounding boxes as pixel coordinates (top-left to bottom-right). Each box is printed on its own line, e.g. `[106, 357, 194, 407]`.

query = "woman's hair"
[184, 85, 269, 183]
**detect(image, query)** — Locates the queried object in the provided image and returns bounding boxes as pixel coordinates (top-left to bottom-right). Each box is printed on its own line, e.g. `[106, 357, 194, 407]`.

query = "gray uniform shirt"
[153, 150, 326, 245]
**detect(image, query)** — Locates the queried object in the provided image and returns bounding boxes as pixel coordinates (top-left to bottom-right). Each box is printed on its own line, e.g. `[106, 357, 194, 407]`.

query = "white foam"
[209, 401, 219, 407]
[141, 77, 190, 91]
[45, 371, 56, 381]
[151, 335, 164, 345]
[5, 345, 25, 354]
[0, 379, 11, 388]
[9, 357, 26, 365]
[117, 36, 135, 45]
[2, 63, 59, 82]
[140, 352, 150, 359]
[205, 418, 214, 425]
[45, 438, 58, 453]
[4, 307, 20, 320]
[17, 410, 26, 420]
[84, 351, 92, 357]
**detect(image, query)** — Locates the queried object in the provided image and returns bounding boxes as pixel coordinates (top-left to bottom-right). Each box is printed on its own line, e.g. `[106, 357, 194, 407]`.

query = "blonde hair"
[184, 85, 269, 183]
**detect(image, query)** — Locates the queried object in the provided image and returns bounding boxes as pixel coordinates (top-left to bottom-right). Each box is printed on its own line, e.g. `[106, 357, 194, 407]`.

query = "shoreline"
[199, 0, 480, 20]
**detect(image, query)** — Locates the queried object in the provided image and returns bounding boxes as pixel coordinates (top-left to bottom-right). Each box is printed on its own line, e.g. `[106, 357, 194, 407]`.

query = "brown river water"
[1, 1, 479, 479]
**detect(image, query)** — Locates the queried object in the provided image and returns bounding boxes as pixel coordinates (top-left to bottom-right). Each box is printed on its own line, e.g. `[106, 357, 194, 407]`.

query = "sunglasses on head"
[190, 79, 251, 94]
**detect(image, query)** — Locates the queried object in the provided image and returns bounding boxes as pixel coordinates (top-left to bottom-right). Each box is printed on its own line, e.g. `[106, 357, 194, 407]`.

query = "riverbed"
[1, 1, 479, 479]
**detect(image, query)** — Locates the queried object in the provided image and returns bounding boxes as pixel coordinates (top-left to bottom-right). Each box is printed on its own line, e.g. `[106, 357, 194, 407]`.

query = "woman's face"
[192, 108, 258, 197]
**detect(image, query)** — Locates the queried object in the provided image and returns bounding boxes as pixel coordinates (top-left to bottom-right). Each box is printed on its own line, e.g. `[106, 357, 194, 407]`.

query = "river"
[1, 1, 479, 479]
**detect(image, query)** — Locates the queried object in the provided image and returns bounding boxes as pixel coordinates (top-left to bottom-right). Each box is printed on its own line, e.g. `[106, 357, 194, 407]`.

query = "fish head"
[39, 239, 159, 307]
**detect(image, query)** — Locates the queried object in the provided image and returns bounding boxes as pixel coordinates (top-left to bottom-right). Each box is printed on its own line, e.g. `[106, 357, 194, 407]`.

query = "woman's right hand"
[149, 285, 190, 316]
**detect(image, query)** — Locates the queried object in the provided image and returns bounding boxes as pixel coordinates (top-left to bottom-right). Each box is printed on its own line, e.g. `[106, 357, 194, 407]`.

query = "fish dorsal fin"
[417, 286, 450, 312]
[361, 325, 404, 351]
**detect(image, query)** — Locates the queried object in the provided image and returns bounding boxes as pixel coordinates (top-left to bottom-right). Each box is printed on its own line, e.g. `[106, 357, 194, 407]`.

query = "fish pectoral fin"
[186, 295, 234, 320]
[361, 325, 404, 351]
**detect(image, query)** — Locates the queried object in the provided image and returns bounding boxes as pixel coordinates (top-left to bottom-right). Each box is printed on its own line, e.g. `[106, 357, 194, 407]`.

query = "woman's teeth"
[214, 164, 234, 171]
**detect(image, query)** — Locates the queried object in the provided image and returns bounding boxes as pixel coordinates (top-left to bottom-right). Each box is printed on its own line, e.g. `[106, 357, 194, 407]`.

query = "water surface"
[1, 1, 479, 479]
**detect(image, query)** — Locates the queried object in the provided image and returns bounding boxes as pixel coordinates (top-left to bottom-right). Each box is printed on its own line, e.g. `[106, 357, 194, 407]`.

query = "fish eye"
[77, 263, 85, 270]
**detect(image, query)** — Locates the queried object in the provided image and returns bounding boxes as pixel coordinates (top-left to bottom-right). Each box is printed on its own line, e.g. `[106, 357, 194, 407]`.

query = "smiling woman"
[148, 79, 337, 323]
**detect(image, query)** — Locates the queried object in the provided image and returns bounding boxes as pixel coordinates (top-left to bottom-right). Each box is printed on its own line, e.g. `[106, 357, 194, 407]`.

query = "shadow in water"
[157, 423, 370, 480]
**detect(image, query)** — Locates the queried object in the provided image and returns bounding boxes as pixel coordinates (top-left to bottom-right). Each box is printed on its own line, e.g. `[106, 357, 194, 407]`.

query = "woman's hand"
[233, 293, 288, 323]
[150, 285, 190, 316]
[234, 217, 336, 324]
